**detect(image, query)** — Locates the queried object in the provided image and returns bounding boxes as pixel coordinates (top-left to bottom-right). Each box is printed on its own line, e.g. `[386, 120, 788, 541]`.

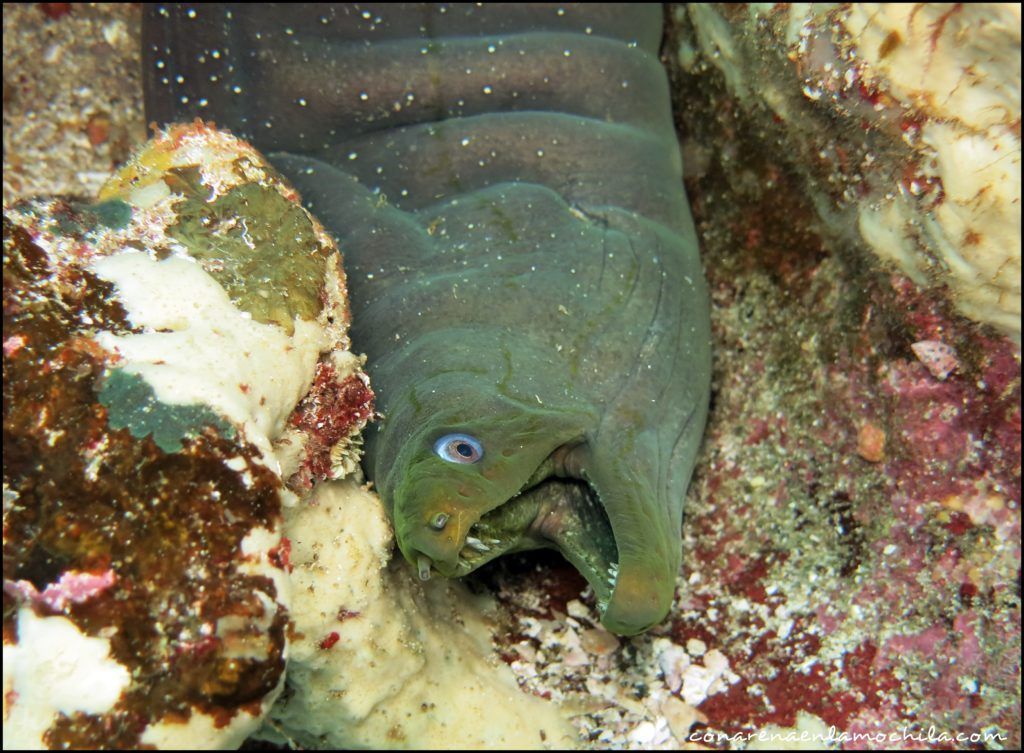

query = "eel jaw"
[430, 477, 621, 615]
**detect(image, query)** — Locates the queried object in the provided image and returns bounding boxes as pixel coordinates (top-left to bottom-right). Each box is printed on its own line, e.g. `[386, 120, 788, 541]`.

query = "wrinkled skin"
[144, 3, 710, 634]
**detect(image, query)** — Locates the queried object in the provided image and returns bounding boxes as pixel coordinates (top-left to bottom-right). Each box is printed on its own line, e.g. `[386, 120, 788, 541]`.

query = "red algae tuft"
[319, 632, 341, 651]
[286, 363, 375, 491]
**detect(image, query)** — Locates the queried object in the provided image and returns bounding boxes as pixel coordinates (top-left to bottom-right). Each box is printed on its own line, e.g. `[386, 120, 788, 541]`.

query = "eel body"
[143, 3, 711, 634]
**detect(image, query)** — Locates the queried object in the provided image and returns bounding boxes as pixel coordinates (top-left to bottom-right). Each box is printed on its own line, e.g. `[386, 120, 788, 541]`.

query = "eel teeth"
[465, 536, 490, 553]
[417, 555, 432, 581]
[607, 563, 619, 588]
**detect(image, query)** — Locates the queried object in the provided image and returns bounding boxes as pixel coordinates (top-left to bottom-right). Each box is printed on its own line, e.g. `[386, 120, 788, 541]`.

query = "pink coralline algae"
[670, 225, 1020, 748]
[4, 570, 117, 612]
[3, 335, 27, 357]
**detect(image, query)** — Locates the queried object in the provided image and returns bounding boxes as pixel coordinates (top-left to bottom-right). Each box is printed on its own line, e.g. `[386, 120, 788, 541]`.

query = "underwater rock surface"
[263, 478, 577, 749]
[649, 3, 1022, 747]
[3, 3, 1021, 750]
[2, 121, 370, 748]
[674, 3, 1021, 342]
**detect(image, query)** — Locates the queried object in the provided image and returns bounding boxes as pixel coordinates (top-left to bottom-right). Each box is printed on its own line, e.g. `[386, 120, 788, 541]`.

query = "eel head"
[370, 372, 678, 636]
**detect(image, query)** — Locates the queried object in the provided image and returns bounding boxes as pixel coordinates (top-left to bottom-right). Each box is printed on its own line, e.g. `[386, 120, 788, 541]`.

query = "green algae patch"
[99, 368, 235, 453]
[166, 174, 329, 335]
[85, 198, 133, 230]
[45, 199, 134, 238]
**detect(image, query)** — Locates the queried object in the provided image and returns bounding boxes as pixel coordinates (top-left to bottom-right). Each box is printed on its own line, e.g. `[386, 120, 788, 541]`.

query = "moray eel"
[143, 3, 710, 635]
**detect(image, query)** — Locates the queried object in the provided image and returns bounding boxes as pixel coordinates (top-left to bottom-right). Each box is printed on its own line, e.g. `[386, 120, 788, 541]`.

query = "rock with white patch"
[2, 122, 370, 748]
[673, 3, 1021, 342]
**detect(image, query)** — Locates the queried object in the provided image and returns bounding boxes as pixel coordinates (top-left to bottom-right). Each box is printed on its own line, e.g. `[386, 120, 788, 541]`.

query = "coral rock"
[2, 121, 370, 748]
[673, 3, 1021, 341]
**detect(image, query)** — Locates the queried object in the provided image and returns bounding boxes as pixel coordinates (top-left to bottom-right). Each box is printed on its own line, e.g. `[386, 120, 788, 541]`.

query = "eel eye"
[434, 433, 484, 464]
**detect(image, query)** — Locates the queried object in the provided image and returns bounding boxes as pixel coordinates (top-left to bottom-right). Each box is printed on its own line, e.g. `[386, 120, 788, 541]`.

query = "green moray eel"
[143, 3, 710, 634]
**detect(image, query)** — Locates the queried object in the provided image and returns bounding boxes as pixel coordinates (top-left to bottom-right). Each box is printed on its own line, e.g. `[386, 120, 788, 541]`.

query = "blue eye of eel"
[142, 3, 711, 636]
[434, 433, 484, 464]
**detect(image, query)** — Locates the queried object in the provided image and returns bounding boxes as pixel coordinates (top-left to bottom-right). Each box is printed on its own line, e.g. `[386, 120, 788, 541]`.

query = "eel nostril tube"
[417, 554, 432, 581]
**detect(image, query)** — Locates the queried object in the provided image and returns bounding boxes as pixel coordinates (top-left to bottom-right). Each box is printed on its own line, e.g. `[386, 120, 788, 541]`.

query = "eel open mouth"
[428, 475, 621, 613]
